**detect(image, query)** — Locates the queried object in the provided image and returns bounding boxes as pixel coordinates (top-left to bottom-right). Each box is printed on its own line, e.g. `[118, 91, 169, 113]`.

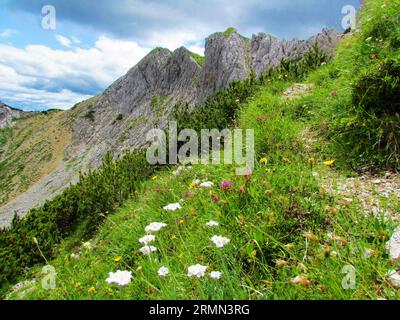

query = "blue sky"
[0, 0, 360, 111]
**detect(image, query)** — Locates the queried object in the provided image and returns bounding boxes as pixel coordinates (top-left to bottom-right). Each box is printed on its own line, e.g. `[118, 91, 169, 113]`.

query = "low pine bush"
[0, 151, 156, 293]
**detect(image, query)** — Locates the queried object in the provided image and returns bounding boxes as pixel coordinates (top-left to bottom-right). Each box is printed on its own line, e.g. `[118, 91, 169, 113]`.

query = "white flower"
[386, 226, 400, 260]
[105, 270, 132, 286]
[200, 181, 214, 188]
[211, 235, 230, 248]
[364, 248, 375, 259]
[164, 203, 182, 211]
[139, 246, 157, 255]
[210, 271, 223, 280]
[387, 270, 400, 289]
[191, 179, 201, 187]
[158, 266, 170, 277]
[70, 253, 80, 260]
[188, 264, 208, 278]
[82, 241, 92, 250]
[145, 222, 167, 233]
[330, 251, 339, 257]
[206, 221, 219, 227]
[139, 235, 156, 245]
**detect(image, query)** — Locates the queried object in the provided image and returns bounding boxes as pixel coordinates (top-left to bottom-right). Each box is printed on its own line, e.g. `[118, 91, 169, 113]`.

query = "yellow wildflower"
[113, 256, 123, 263]
[152, 176, 158, 181]
[171, 234, 177, 241]
[88, 287, 96, 293]
[324, 160, 335, 166]
[189, 181, 197, 189]
[259, 157, 268, 165]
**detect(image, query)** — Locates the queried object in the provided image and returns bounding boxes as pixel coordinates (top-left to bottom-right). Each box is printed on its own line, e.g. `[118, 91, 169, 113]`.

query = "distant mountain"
[0, 101, 29, 129]
[0, 28, 342, 226]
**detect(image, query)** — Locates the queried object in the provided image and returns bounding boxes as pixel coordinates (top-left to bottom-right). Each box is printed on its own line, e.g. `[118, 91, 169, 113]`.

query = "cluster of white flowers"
[82, 241, 92, 250]
[70, 253, 80, 260]
[139, 235, 156, 245]
[206, 221, 219, 227]
[145, 222, 167, 233]
[163, 203, 182, 211]
[211, 236, 230, 248]
[158, 266, 170, 277]
[187, 265, 223, 280]
[105, 181, 233, 287]
[139, 245, 157, 255]
[210, 271, 223, 280]
[200, 181, 214, 188]
[188, 264, 208, 278]
[105, 270, 132, 286]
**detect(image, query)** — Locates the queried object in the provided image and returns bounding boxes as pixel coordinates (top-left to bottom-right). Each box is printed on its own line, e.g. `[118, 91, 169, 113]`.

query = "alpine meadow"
[0, 0, 400, 302]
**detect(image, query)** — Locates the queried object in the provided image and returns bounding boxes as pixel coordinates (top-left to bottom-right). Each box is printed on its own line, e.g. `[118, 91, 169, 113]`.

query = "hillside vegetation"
[0, 111, 71, 206]
[3, 0, 400, 300]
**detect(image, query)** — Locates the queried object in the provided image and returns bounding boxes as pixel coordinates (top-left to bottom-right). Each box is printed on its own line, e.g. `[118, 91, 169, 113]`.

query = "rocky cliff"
[0, 102, 29, 129]
[0, 28, 342, 226]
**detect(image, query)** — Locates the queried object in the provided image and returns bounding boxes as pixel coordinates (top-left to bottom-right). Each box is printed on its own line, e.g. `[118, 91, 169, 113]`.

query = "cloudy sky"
[0, 0, 360, 111]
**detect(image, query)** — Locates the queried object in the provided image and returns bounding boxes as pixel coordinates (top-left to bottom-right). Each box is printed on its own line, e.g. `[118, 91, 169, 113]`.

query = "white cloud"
[147, 29, 204, 51]
[56, 35, 72, 47]
[0, 29, 18, 38]
[71, 36, 81, 44]
[0, 36, 151, 110]
[187, 44, 205, 56]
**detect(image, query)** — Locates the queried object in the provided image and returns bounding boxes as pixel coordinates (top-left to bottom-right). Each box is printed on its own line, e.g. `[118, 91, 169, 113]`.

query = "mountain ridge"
[0, 28, 342, 227]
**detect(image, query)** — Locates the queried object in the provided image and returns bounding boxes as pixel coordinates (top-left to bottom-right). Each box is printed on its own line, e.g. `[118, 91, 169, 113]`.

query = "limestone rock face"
[70, 28, 342, 168]
[201, 31, 251, 100]
[0, 102, 27, 129]
[250, 28, 341, 76]
[68, 47, 203, 167]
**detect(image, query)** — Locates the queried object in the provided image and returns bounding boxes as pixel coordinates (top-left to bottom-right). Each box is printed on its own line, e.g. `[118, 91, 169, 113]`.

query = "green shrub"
[353, 58, 400, 115]
[84, 108, 95, 122]
[0, 150, 156, 293]
[325, 0, 400, 168]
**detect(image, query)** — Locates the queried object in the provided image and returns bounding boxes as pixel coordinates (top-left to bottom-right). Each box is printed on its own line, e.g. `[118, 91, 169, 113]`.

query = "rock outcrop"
[0, 102, 27, 129]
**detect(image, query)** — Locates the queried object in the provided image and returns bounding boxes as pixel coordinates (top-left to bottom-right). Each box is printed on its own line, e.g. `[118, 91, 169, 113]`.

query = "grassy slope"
[12, 77, 399, 300]
[7, 0, 400, 300]
[0, 111, 71, 206]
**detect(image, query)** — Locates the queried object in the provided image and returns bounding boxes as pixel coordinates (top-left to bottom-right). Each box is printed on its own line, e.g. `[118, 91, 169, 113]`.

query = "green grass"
[9, 80, 400, 300]
[223, 27, 237, 37]
[0, 127, 12, 146]
[190, 52, 205, 67]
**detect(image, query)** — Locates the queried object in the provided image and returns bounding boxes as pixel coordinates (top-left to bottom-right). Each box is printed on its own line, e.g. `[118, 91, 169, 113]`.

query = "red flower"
[211, 193, 219, 203]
